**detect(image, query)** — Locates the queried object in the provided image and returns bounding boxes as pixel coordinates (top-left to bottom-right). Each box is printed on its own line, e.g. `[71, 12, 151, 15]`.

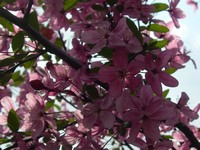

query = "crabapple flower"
[168, 0, 186, 28]
[81, 96, 115, 129]
[123, 85, 174, 143]
[0, 97, 16, 126]
[145, 53, 178, 96]
[187, 0, 198, 11]
[177, 92, 199, 123]
[81, 21, 111, 54]
[22, 93, 56, 139]
[98, 50, 142, 98]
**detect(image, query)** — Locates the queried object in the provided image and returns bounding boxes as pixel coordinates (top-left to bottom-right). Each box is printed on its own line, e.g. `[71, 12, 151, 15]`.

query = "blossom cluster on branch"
[0, 0, 200, 149]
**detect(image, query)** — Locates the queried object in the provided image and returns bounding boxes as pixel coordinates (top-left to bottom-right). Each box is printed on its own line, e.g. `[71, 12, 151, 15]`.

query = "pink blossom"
[123, 0, 154, 22]
[145, 53, 178, 96]
[22, 93, 56, 139]
[124, 85, 174, 143]
[168, 0, 186, 28]
[81, 21, 111, 54]
[187, 0, 198, 11]
[81, 96, 115, 129]
[0, 97, 16, 126]
[98, 50, 142, 98]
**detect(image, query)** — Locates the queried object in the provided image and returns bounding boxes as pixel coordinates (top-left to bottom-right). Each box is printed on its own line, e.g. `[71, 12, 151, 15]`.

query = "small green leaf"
[0, 138, 11, 144]
[147, 39, 169, 50]
[85, 85, 99, 99]
[106, 0, 118, 6]
[45, 100, 55, 111]
[12, 70, 25, 86]
[56, 119, 69, 130]
[153, 3, 169, 12]
[28, 11, 39, 31]
[0, 53, 27, 67]
[23, 54, 37, 68]
[165, 67, 177, 74]
[117, 126, 126, 136]
[92, 4, 104, 11]
[98, 47, 113, 58]
[7, 109, 20, 132]
[0, 71, 12, 85]
[63, 0, 79, 11]
[162, 135, 173, 140]
[154, 39, 169, 48]
[162, 89, 169, 98]
[12, 31, 24, 53]
[147, 24, 169, 33]
[0, 16, 14, 32]
[3, 0, 15, 3]
[126, 18, 143, 45]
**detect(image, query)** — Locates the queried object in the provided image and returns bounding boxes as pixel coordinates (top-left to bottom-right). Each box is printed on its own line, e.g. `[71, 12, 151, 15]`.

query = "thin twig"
[58, 30, 67, 51]
[0, 50, 46, 76]
[24, 0, 33, 20]
[0, 7, 83, 70]
[176, 122, 200, 149]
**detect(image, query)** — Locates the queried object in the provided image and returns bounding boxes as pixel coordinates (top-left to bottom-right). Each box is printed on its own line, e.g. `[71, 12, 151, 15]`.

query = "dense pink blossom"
[0, 0, 199, 149]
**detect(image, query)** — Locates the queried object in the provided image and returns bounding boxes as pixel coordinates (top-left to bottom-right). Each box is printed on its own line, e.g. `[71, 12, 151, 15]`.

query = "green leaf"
[63, 0, 79, 11]
[147, 24, 169, 33]
[154, 39, 169, 48]
[126, 18, 143, 45]
[165, 67, 177, 74]
[147, 39, 169, 50]
[45, 100, 55, 111]
[56, 119, 69, 130]
[85, 85, 99, 100]
[0, 16, 14, 32]
[106, 0, 118, 6]
[162, 89, 169, 98]
[28, 11, 39, 31]
[153, 3, 169, 12]
[0, 138, 11, 144]
[3, 0, 15, 3]
[7, 109, 20, 132]
[0, 53, 28, 67]
[11, 70, 25, 86]
[98, 47, 113, 58]
[162, 135, 173, 140]
[12, 31, 24, 53]
[0, 71, 12, 85]
[23, 54, 37, 68]
[92, 4, 104, 11]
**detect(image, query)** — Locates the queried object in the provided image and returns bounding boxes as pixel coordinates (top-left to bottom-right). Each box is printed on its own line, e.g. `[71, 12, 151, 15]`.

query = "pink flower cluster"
[0, 0, 199, 149]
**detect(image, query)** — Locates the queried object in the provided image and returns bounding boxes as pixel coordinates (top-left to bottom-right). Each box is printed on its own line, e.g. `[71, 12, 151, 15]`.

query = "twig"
[24, 0, 33, 20]
[58, 30, 67, 51]
[175, 122, 200, 149]
[0, 7, 82, 70]
[124, 140, 134, 150]
[0, 50, 46, 76]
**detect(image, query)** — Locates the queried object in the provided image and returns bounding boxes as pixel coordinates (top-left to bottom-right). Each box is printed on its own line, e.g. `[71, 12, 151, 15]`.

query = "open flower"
[124, 85, 174, 143]
[98, 50, 142, 98]
[22, 93, 56, 139]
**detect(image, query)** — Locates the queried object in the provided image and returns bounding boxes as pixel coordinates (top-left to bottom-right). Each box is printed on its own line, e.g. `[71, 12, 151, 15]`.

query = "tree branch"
[23, 0, 33, 20]
[176, 122, 200, 149]
[0, 7, 82, 70]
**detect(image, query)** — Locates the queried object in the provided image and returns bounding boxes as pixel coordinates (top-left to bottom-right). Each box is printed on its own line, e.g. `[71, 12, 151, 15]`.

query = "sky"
[164, 1, 200, 111]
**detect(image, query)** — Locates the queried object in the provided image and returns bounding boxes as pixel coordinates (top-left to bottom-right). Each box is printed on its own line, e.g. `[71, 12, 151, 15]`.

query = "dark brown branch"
[0, 7, 82, 70]
[23, 0, 33, 20]
[176, 122, 200, 149]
